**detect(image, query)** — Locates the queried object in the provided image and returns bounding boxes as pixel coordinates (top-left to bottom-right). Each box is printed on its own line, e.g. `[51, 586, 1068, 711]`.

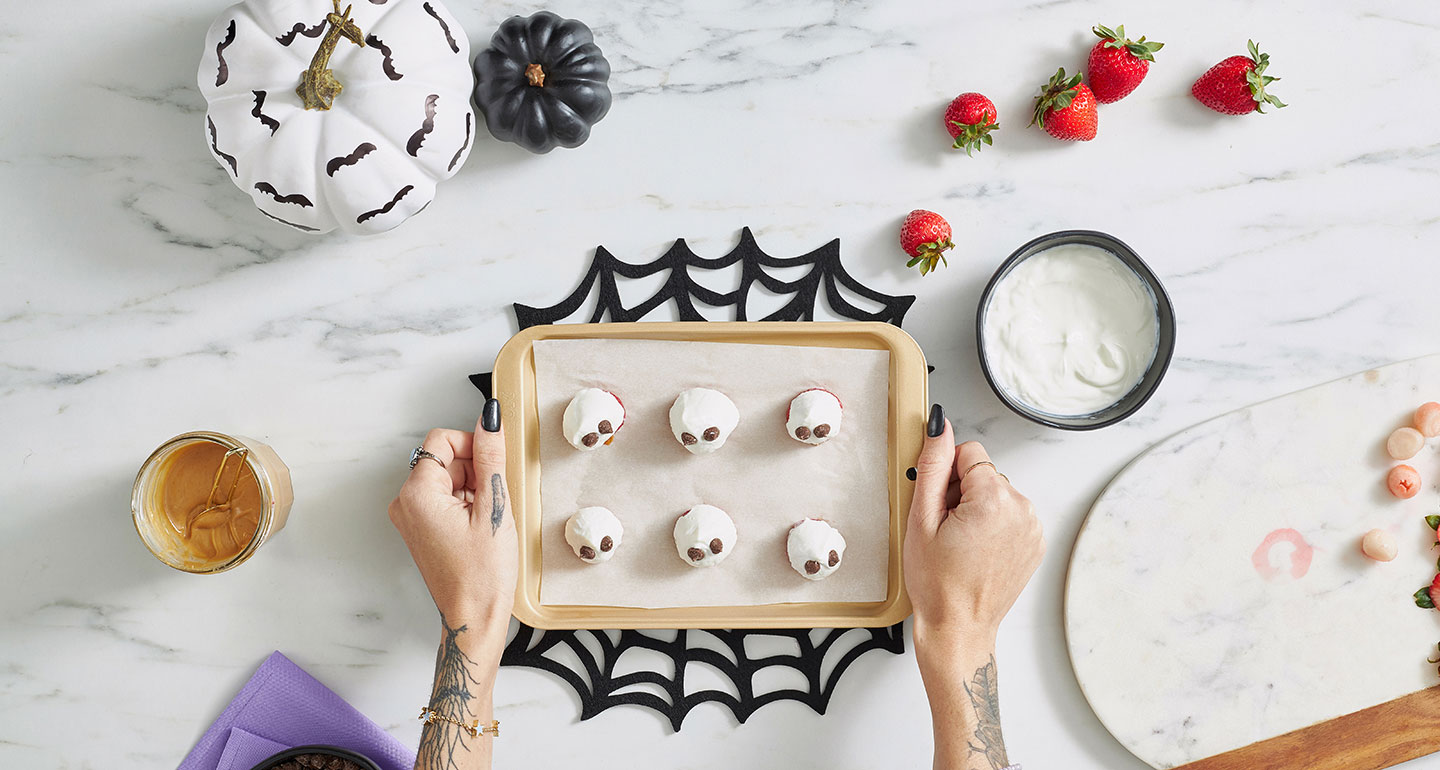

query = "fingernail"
[926, 404, 945, 438]
[482, 398, 501, 432]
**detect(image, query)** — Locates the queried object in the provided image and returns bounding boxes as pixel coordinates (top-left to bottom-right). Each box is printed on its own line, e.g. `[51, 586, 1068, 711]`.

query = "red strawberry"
[900, 210, 954, 276]
[1430, 574, 1440, 607]
[1030, 68, 1098, 141]
[944, 93, 998, 156]
[1192, 40, 1287, 115]
[1088, 24, 1164, 103]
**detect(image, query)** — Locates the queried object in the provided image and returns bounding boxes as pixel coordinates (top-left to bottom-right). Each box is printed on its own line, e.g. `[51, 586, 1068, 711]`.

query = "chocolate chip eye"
[813, 424, 830, 438]
[804, 560, 821, 575]
[681, 432, 697, 445]
[795, 426, 811, 440]
[709, 538, 724, 554]
[598, 419, 613, 435]
[687, 547, 705, 562]
[579, 545, 596, 560]
[828, 549, 840, 567]
[600, 535, 614, 552]
[581, 433, 600, 447]
[702, 427, 720, 441]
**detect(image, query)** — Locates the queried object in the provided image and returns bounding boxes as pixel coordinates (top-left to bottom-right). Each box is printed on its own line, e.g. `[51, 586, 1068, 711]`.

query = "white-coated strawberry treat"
[564, 506, 623, 564]
[672, 504, 736, 567]
[786, 518, 847, 580]
[669, 388, 740, 455]
[562, 388, 625, 451]
[786, 388, 843, 445]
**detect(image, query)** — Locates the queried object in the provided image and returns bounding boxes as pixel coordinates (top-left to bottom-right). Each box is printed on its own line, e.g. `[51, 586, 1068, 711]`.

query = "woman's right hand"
[388, 398, 517, 639]
[903, 405, 1045, 648]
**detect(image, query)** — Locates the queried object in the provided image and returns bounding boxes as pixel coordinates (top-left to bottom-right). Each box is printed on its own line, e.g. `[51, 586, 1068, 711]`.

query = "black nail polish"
[926, 404, 945, 438]
[482, 398, 501, 432]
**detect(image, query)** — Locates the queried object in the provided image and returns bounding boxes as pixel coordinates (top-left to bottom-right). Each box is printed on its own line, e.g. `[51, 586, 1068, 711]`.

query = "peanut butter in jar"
[131, 432, 293, 573]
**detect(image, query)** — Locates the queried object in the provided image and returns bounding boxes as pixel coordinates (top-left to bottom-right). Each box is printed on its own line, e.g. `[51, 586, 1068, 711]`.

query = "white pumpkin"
[198, 0, 475, 235]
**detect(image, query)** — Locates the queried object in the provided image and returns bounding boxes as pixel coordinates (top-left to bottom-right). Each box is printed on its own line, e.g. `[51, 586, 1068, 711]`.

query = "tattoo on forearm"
[963, 655, 1009, 770]
[489, 473, 505, 535]
[416, 614, 484, 770]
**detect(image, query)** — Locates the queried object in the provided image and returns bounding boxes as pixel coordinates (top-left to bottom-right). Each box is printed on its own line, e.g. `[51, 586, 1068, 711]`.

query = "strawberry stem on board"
[1245, 39, 1287, 113]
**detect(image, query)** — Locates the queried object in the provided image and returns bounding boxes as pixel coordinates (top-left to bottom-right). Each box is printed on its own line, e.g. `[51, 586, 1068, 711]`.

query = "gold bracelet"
[418, 707, 500, 738]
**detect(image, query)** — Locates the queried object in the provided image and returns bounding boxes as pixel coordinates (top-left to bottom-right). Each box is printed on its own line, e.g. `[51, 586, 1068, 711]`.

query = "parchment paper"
[534, 338, 891, 608]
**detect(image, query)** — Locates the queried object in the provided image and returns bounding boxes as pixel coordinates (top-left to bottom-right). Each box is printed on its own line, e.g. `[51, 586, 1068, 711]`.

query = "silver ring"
[409, 447, 446, 471]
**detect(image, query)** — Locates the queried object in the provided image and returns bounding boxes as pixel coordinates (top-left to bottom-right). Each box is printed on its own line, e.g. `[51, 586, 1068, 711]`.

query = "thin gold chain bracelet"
[418, 707, 500, 738]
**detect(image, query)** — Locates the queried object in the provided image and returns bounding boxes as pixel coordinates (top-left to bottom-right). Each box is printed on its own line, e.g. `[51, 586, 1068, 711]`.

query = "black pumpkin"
[472, 12, 612, 154]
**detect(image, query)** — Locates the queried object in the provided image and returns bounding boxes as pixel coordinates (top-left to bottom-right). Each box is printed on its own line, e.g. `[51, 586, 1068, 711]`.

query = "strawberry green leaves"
[1030, 68, 1083, 129]
[1417, 587, 1435, 610]
[905, 250, 950, 276]
[1244, 39, 1286, 113]
[1093, 24, 1164, 62]
[949, 119, 997, 156]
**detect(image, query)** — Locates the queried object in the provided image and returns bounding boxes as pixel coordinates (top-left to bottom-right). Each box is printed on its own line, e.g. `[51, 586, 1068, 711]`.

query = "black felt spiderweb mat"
[470, 227, 914, 731]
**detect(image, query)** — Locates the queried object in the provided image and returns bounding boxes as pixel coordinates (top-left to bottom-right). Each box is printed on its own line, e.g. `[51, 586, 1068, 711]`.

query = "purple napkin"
[216, 728, 287, 770]
[178, 651, 415, 770]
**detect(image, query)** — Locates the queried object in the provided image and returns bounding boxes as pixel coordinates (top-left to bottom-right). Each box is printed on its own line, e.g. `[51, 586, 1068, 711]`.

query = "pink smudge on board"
[1252, 528, 1314, 580]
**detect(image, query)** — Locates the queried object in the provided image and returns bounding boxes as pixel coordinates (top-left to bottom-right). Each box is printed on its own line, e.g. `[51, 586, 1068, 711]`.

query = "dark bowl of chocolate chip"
[249, 745, 381, 770]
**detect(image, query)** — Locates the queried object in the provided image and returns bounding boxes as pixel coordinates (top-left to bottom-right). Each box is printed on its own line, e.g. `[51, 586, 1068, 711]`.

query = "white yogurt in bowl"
[977, 232, 1173, 428]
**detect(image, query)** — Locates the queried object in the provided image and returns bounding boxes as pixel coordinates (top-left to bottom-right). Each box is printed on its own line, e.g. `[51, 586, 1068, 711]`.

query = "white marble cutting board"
[1066, 354, 1440, 769]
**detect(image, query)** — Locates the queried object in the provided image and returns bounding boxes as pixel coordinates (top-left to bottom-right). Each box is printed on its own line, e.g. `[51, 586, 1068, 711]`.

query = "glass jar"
[131, 431, 293, 573]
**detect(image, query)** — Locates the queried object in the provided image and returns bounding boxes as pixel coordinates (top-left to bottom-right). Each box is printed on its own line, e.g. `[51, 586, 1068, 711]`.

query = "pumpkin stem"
[525, 63, 546, 87]
[296, 0, 366, 111]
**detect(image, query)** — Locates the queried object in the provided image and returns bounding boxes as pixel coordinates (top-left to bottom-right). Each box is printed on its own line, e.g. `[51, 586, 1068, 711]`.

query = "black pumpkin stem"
[525, 63, 546, 87]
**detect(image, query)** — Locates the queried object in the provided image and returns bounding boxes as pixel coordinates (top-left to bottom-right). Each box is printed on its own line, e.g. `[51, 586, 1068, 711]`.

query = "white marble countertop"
[3, 0, 1439, 768]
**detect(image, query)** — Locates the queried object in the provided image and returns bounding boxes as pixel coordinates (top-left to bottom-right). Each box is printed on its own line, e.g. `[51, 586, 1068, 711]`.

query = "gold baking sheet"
[492, 322, 926, 629]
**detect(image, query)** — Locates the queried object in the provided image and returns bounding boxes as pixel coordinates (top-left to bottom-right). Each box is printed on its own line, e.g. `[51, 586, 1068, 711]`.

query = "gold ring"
[960, 461, 997, 483]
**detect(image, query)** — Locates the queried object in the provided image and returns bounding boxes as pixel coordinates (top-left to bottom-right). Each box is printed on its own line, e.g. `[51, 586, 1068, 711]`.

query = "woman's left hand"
[388, 399, 517, 636]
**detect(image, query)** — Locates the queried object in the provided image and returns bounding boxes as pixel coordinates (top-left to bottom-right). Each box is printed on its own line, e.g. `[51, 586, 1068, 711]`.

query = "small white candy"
[786, 519, 847, 580]
[786, 389, 843, 445]
[1386, 427, 1425, 461]
[562, 388, 625, 451]
[1360, 529, 1397, 562]
[673, 504, 736, 567]
[669, 388, 740, 455]
[565, 506, 623, 563]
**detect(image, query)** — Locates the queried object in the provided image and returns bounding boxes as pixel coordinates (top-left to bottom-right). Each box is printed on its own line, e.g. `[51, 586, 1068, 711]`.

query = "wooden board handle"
[1175, 685, 1440, 770]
